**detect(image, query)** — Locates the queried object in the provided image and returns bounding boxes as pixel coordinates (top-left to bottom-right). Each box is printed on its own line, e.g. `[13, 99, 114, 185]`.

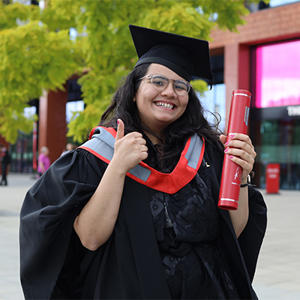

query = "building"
[208, 1, 300, 189]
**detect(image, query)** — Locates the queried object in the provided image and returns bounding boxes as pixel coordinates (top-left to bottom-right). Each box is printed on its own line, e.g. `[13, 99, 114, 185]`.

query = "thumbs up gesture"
[115, 118, 125, 141]
[112, 119, 148, 174]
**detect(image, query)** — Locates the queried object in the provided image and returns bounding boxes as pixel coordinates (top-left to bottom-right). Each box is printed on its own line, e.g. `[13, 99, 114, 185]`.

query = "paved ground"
[0, 173, 300, 300]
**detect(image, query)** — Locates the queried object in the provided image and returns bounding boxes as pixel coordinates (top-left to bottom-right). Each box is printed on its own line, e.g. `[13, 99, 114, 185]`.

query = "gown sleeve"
[205, 140, 267, 283]
[238, 186, 267, 282]
[19, 148, 106, 299]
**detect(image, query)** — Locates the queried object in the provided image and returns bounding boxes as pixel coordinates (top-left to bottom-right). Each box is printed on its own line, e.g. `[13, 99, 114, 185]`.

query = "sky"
[270, 0, 299, 6]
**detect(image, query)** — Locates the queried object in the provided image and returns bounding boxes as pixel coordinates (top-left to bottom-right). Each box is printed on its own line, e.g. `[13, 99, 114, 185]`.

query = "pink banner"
[256, 40, 300, 108]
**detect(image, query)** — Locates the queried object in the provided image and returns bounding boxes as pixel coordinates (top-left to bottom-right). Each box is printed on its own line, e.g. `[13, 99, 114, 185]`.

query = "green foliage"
[0, 2, 40, 30]
[40, 0, 80, 31]
[67, 0, 258, 142]
[0, 0, 260, 143]
[0, 20, 81, 142]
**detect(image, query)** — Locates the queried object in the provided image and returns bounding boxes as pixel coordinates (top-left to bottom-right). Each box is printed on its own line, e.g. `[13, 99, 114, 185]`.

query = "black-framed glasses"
[139, 74, 191, 96]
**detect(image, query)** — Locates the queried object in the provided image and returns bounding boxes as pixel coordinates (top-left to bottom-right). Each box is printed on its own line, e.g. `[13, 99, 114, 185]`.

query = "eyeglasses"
[139, 74, 191, 96]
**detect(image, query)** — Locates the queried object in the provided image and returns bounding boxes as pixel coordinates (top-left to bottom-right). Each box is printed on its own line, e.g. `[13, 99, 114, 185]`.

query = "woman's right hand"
[111, 119, 148, 174]
[74, 118, 146, 250]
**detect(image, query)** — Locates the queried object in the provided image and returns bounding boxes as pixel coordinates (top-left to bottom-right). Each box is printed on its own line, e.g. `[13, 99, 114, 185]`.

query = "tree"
[0, 0, 261, 143]
[0, 0, 82, 142]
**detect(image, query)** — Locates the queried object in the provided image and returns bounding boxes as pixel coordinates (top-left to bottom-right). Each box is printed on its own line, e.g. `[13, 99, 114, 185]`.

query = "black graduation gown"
[19, 142, 267, 299]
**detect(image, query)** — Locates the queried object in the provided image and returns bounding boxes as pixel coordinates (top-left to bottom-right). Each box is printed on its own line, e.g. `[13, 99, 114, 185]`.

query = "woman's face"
[135, 63, 189, 136]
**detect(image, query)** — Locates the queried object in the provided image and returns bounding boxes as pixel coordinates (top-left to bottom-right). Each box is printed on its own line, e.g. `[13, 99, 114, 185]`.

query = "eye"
[174, 81, 187, 91]
[151, 76, 168, 87]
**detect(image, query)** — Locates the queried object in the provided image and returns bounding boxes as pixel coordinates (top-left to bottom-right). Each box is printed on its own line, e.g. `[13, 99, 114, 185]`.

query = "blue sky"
[270, 0, 299, 6]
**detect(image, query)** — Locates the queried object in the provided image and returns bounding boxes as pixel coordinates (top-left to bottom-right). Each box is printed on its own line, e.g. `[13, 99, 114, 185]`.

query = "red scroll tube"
[218, 90, 251, 210]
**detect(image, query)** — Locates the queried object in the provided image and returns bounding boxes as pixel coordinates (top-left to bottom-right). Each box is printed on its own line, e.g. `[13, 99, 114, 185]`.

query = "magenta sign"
[256, 40, 300, 108]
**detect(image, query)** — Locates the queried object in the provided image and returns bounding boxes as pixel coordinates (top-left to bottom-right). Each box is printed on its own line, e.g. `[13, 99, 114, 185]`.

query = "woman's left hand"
[220, 133, 256, 183]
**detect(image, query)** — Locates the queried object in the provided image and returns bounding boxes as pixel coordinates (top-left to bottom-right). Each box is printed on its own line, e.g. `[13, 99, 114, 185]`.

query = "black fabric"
[20, 150, 98, 299]
[129, 25, 212, 82]
[19, 141, 267, 299]
[238, 187, 268, 281]
[142, 133, 184, 172]
[148, 154, 240, 299]
[20, 150, 170, 299]
[204, 142, 267, 299]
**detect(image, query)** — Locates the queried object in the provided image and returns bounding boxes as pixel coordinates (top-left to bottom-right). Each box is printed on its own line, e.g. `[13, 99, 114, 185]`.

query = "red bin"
[266, 163, 280, 194]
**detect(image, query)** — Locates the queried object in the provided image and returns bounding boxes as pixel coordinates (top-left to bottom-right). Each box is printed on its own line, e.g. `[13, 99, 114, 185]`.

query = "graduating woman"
[20, 25, 267, 299]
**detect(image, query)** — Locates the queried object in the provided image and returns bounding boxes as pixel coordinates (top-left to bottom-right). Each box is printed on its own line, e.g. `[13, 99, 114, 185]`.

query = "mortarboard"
[129, 24, 212, 82]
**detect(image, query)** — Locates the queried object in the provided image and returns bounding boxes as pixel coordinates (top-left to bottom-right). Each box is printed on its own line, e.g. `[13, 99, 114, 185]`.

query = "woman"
[20, 25, 267, 299]
[37, 146, 50, 176]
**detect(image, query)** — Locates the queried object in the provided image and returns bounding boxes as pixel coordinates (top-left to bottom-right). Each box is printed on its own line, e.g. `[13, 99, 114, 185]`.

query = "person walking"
[0, 147, 11, 186]
[20, 25, 267, 299]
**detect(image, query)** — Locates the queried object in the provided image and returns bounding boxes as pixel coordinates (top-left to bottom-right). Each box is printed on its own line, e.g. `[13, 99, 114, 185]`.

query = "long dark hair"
[101, 64, 223, 165]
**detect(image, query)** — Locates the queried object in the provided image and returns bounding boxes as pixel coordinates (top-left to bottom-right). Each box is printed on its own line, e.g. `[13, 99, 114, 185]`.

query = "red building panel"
[39, 88, 68, 163]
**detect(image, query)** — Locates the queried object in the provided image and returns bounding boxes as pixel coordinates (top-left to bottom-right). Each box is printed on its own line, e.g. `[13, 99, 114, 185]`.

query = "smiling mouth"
[154, 101, 175, 110]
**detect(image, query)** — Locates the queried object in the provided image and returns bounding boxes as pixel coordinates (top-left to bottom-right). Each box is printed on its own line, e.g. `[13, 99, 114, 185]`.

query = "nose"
[161, 81, 176, 97]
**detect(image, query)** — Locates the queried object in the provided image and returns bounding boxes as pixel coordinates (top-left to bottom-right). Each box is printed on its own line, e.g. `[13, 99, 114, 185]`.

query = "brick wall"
[209, 2, 300, 127]
[210, 2, 300, 47]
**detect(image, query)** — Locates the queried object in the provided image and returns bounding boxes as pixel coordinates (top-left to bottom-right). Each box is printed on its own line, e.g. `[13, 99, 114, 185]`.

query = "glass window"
[24, 106, 36, 119]
[256, 40, 300, 108]
[201, 83, 226, 132]
[66, 100, 85, 123]
[10, 131, 34, 173]
[256, 119, 300, 189]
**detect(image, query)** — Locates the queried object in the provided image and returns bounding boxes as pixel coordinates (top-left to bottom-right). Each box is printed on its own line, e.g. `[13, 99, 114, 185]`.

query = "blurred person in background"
[0, 147, 11, 186]
[37, 146, 50, 177]
[61, 143, 75, 156]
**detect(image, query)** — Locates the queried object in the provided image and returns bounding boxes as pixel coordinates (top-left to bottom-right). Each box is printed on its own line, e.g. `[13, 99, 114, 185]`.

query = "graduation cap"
[129, 24, 212, 83]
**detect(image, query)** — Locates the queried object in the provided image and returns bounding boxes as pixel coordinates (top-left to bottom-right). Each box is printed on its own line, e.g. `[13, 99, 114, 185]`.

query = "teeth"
[156, 102, 174, 109]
